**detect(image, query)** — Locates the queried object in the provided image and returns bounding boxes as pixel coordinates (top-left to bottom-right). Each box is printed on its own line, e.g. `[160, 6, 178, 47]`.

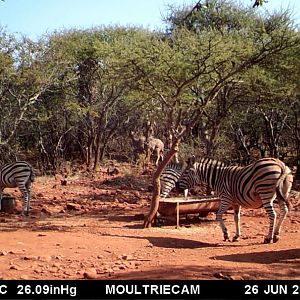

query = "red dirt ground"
[0, 163, 299, 280]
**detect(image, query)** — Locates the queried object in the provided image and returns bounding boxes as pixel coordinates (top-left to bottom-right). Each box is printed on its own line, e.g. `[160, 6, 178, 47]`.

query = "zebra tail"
[276, 166, 293, 210]
[30, 167, 35, 183]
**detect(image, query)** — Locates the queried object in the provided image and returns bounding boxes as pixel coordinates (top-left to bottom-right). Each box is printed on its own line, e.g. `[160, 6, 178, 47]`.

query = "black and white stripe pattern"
[176, 156, 293, 243]
[154, 162, 187, 224]
[0, 161, 35, 215]
[160, 162, 186, 198]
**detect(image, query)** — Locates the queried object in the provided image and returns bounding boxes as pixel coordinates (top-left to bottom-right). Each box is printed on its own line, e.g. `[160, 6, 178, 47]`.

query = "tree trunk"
[143, 138, 181, 228]
[86, 136, 94, 170]
[93, 134, 101, 171]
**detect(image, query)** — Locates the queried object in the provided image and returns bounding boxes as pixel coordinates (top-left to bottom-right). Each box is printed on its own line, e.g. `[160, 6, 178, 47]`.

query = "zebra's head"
[160, 162, 185, 198]
[175, 156, 198, 195]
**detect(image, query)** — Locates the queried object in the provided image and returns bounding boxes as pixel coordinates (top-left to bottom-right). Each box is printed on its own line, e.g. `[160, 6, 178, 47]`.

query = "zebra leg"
[262, 201, 276, 244]
[25, 183, 32, 215]
[232, 205, 241, 242]
[216, 201, 232, 242]
[19, 184, 30, 215]
[273, 201, 289, 243]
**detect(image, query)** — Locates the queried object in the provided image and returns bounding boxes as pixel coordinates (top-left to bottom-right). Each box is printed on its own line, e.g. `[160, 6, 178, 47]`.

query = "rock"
[10, 265, 22, 271]
[23, 255, 39, 261]
[77, 246, 87, 250]
[213, 272, 230, 280]
[9, 250, 23, 255]
[64, 270, 72, 276]
[134, 262, 142, 267]
[83, 268, 98, 279]
[61, 179, 68, 186]
[52, 263, 60, 268]
[121, 254, 134, 261]
[66, 203, 81, 211]
[41, 207, 52, 215]
[38, 256, 52, 262]
[96, 268, 105, 274]
[37, 233, 47, 237]
[34, 268, 43, 274]
[0, 250, 8, 256]
[118, 265, 127, 270]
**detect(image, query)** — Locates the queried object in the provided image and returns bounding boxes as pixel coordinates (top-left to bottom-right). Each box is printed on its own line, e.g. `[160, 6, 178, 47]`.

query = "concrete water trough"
[158, 196, 220, 227]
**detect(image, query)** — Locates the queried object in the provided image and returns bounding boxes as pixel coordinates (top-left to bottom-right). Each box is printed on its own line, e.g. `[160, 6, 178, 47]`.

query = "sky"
[0, 0, 299, 41]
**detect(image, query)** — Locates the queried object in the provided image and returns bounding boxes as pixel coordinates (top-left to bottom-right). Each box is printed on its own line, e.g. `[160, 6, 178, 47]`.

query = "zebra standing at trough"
[0, 161, 35, 215]
[176, 156, 293, 243]
[154, 162, 187, 223]
[160, 162, 187, 198]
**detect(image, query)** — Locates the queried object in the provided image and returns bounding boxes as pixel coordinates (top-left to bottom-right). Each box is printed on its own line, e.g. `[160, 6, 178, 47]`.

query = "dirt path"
[0, 168, 299, 280]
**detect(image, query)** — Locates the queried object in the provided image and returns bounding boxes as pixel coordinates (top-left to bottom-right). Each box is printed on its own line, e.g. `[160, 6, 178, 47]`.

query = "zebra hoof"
[263, 237, 272, 244]
[223, 234, 230, 242]
[273, 235, 280, 243]
[232, 236, 240, 242]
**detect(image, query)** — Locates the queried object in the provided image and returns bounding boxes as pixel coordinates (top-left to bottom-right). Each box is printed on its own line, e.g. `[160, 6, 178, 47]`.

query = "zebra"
[0, 161, 35, 215]
[154, 162, 187, 224]
[160, 162, 187, 198]
[176, 156, 293, 244]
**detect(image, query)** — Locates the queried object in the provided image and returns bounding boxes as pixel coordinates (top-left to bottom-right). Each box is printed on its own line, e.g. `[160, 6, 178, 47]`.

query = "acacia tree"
[142, 0, 300, 227]
[0, 29, 66, 165]
[33, 28, 149, 171]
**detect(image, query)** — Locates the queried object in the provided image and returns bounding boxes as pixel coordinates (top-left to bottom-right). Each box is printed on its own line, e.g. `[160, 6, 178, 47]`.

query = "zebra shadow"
[99, 232, 220, 249]
[212, 248, 300, 264]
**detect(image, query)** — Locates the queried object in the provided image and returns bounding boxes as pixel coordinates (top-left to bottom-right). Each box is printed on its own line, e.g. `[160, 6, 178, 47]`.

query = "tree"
[0, 30, 63, 164]
[143, 0, 300, 227]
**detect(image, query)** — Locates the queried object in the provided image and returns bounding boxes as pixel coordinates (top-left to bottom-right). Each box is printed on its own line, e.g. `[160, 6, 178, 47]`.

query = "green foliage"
[0, 1, 299, 170]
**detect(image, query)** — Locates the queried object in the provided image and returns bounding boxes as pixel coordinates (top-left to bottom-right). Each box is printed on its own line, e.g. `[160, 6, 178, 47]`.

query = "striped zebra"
[0, 161, 35, 215]
[176, 156, 293, 244]
[160, 162, 187, 198]
[154, 162, 187, 224]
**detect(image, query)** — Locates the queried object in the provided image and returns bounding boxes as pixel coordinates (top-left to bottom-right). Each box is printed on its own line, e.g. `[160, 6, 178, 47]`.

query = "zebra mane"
[188, 156, 228, 169]
[163, 161, 185, 171]
[200, 157, 227, 167]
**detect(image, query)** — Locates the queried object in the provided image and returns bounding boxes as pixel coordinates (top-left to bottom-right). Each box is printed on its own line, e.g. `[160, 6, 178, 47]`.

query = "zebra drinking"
[0, 161, 35, 215]
[154, 162, 187, 224]
[160, 162, 187, 198]
[176, 156, 293, 244]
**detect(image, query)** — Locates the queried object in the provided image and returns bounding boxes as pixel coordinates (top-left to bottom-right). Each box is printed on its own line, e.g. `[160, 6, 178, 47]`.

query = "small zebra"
[176, 156, 293, 244]
[0, 161, 35, 215]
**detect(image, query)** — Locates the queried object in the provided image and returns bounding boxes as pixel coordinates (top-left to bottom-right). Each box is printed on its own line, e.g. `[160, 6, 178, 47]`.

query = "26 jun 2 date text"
[245, 283, 299, 296]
